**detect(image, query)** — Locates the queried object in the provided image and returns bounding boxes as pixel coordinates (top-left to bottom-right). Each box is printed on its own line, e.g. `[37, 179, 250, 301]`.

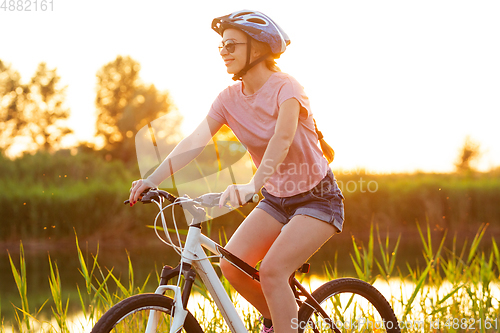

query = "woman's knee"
[259, 259, 288, 291]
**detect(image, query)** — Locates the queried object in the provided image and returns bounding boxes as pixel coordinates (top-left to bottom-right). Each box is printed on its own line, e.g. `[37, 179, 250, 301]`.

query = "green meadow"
[1, 150, 499, 241]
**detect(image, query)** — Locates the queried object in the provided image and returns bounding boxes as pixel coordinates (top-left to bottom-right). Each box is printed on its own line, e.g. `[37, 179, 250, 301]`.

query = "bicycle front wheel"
[297, 278, 401, 333]
[91, 294, 203, 333]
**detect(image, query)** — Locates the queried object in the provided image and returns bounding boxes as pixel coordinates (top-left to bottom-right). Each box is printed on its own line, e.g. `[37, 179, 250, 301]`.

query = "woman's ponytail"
[313, 118, 335, 164]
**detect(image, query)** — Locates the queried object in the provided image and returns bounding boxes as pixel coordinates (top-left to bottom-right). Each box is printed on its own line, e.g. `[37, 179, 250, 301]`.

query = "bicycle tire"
[91, 293, 204, 333]
[297, 278, 401, 333]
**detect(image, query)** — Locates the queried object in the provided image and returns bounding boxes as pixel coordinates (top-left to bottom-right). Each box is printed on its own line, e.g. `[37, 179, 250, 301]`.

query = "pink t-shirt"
[208, 72, 329, 197]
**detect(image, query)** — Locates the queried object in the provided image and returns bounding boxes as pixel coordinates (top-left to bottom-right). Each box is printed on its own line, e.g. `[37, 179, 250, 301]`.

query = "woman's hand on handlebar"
[129, 179, 156, 206]
[219, 183, 255, 208]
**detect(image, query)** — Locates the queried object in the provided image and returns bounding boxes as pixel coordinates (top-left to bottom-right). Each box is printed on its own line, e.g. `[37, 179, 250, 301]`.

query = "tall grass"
[2, 221, 500, 332]
[7, 243, 48, 332]
[348, 222, 500, 332]
[47, 255, 69, 332]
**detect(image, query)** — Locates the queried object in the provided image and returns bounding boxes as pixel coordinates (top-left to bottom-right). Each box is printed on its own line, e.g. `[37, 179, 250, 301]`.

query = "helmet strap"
[232, 35, 270, 81]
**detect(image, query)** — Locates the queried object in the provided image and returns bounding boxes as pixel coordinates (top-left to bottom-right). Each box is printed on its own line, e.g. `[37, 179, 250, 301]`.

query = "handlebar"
[124, 189, 259, 208]
[123, 189, 259, 253]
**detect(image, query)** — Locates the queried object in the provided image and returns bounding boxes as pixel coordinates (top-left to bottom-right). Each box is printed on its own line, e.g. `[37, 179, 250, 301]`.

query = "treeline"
[1, 151, 499, 242]
[338, 170, 500, 237]
[0, 150, 145, 239]
[0, 56, 182, 162]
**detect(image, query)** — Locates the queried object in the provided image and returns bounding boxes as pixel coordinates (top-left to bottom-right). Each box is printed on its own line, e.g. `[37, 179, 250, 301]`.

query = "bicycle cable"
[152, 196, 224, 291]
[152, 197, 224, 261]
[152, 198, 184, 255]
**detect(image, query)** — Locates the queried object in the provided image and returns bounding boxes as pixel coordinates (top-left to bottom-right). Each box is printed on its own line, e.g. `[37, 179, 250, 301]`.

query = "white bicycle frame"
[146, 209, 249, 333]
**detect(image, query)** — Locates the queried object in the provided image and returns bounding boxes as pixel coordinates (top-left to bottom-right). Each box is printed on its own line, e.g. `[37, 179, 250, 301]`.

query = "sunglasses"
[218, 40, 247, 53]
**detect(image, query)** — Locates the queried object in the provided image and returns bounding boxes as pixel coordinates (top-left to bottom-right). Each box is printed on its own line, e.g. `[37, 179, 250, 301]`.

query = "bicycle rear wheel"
[91, 294, 203, 333]
[297, 278, 401, 333]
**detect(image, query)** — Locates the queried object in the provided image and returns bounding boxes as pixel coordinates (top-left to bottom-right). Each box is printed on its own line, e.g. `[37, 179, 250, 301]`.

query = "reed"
[7, 242, 34, 332]
[374, 224, 400, 281]
[350, 223, 375, 283]
[47, 255, 69, 332]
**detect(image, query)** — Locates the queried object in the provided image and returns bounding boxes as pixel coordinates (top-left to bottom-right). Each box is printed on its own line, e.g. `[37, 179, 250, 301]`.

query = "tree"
[0, 61, 71, 157]
[26, 63, 72, 151]
[0, 60, 28, 154]
[455, 136, 481, 173]
[95, 56, 181, 162]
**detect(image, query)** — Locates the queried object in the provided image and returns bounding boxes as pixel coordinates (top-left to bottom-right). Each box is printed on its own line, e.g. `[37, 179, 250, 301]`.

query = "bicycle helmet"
[212, 10, 290, 80]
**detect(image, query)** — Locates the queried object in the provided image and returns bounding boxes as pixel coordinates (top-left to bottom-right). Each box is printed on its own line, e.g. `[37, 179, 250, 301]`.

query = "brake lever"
[196, 193, 224, 207]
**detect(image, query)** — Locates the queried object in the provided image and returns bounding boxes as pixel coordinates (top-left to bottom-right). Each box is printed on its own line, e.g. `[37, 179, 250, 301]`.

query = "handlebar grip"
[124, 188, 166, 205]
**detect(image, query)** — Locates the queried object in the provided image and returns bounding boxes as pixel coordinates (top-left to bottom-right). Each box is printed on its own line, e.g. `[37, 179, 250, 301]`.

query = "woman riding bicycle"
[129, 10, 345, 333]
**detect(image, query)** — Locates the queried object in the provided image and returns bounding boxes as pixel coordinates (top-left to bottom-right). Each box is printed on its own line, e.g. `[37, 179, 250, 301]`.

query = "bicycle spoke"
[298, 279, 400, 333]
[91, 294, 203, 333]
[111, 307, 173, 332]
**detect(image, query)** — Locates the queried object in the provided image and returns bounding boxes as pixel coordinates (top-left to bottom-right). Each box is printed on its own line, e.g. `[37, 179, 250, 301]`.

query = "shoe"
[260, 325, 274, 333]
[259, 316, 274, 333]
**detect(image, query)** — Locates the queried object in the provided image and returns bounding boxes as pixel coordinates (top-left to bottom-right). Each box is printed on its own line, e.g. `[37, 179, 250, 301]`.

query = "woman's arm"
[129, 116, 223, 204]
[252, 98, 301, 189]
[219, 98, 300, 206]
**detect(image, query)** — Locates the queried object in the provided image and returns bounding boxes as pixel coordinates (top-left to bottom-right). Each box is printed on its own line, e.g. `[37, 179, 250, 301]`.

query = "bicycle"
[91, 189, 401, 333]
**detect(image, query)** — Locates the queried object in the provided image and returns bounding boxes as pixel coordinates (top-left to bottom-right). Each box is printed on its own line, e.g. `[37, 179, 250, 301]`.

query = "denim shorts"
[256, 169, 345, 233]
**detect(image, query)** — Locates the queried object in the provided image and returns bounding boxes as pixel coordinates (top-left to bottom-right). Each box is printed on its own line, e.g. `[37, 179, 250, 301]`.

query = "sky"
[1, 0, 499, 173]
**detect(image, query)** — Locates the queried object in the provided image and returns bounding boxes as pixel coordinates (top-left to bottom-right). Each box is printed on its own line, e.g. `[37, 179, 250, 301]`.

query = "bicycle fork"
[146, 285, 187, 333]
[143, 263, 196, 333]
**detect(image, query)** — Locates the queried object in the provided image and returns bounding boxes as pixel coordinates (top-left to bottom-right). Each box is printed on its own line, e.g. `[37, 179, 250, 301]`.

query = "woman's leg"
[259, 215, 336, 333]
[220, 208, 283, 318]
